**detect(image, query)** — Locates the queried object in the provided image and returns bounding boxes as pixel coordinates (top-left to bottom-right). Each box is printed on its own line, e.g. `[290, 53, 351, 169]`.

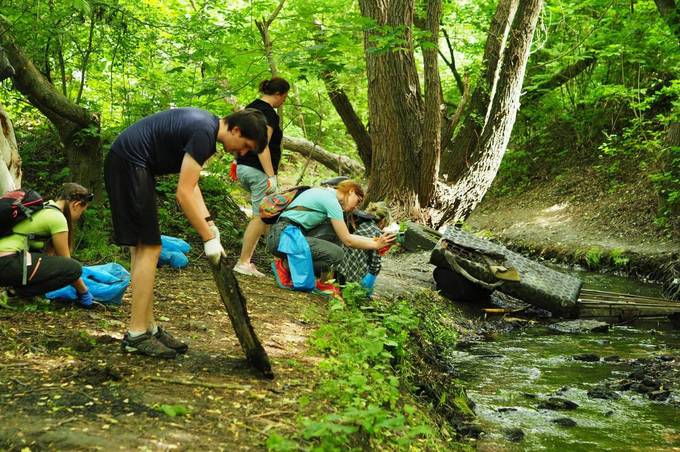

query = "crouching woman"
[0, 183, 94, 307]
[266, 180, 395, 290]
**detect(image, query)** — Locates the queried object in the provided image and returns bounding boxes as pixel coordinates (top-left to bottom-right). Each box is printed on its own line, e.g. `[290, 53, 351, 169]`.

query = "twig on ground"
[145, 375, 250, 390]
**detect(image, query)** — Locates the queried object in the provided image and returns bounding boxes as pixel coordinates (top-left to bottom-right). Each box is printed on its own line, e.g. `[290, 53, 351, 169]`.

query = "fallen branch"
[146, 375, 251, 390]
[282, 136, 364, 177]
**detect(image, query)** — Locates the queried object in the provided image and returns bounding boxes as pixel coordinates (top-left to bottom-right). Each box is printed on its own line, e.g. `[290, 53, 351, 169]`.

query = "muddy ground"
[0, 264, 329, 451]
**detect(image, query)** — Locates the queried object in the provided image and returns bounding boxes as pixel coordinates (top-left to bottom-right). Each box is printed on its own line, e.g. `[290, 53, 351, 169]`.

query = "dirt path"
[466, 176, 680, 266]
[0, 266, 326, 451]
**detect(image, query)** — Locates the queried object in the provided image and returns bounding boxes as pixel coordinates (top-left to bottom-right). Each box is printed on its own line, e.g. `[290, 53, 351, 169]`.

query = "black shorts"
[104, 152, 161, 246]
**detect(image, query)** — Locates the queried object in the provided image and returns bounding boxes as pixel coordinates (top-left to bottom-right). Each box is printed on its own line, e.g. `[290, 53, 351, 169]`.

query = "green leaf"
[156, 404, 190, 417]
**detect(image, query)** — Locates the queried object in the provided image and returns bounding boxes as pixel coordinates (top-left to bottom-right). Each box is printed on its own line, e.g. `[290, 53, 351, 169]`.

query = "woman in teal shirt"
[266, 180, 395, 288]
[0, 183, 94, 307]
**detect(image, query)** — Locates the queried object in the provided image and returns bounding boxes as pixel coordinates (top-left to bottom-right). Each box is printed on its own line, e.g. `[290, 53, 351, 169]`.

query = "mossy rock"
[403, 221, 441, 252]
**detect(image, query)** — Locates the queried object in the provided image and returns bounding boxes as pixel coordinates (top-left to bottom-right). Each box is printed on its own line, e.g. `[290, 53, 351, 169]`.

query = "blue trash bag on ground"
[158, 235, 190, 268]
[277, 225, 316, 291]
[45, 263, 130, 305]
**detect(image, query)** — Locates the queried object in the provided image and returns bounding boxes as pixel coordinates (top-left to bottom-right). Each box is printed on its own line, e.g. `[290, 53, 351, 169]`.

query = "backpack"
[0, 188, 45, 237]
[259, 186, 311, 225]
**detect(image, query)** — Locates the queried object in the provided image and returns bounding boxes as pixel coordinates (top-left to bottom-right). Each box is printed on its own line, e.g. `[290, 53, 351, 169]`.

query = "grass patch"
[267, 285, 472, 450]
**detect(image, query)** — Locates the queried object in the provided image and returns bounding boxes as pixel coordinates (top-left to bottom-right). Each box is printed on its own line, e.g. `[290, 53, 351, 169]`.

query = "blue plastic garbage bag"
[161, 235, 190, 253]
[158, 235, 190, 268]
[45, 263, 130, 305]
[277, 225, 315, 291]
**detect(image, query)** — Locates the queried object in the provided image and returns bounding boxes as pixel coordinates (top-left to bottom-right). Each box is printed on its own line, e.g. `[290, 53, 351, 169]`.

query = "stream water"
[448, 272, 680, 451]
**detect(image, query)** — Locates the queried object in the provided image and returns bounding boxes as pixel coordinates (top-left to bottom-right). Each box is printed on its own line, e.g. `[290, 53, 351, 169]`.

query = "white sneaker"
[233, 262, 266, 277]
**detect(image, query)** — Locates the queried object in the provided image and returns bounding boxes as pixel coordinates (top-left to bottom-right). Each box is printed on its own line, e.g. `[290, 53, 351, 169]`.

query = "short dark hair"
[258, 77, 290, 95]
[223, 108, 268, 153]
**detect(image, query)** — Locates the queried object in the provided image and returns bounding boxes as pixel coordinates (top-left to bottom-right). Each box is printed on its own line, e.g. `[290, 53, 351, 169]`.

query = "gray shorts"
[236, 164, 268, 216]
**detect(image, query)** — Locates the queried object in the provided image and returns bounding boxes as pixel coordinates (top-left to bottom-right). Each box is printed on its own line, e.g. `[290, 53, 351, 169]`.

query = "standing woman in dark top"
[233, 77, 290, 277]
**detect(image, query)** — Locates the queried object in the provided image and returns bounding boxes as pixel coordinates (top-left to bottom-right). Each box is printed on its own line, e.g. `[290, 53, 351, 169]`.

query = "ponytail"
[258, 77, 290, 95]
[55, 182, 92, 251]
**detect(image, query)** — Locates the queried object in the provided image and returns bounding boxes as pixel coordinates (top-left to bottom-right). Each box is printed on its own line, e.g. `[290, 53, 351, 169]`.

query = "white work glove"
[208, 223, 220, 243]
[204, 237, 226, 265]
[266, 175, 278, 194]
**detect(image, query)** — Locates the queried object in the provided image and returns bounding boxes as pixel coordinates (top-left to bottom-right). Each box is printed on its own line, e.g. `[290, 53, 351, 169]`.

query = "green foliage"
[495, 0, 680, 228]
[609, 248, 630, 269]
[154, 170, 246, 250]
[585, 246, 603, 269]
[268, 292, 445, 449]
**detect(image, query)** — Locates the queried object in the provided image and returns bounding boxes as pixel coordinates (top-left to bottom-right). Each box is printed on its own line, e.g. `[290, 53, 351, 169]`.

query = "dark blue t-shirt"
[110, 108, 220, 175]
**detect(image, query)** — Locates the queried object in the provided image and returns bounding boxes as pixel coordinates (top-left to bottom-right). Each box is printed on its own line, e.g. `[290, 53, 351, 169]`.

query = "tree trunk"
[282, 135, 364, 176]
[439, 0, 518, 180]
[359, 0, 425, 213]
[314, 21, 372, 171]
[0, 101, 22, 193]
[322, 75, 372, 172]
[654, 0, 680, 44]
[419, 0, 443, 206]
[661, 121, 680, 218]
[255, 0, 286, 122]
[0, 45, 15, 82]
[523, 55, 597, 103]
[435, 0, 543, 226]
[0, 18, 102, 193]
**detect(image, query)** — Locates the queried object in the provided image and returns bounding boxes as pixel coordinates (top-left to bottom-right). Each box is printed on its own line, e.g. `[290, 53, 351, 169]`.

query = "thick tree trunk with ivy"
[439, 0, 518, 181]
[435, 0, 543, 226]
[359, 0, 426, 213]
[0, 18, 101, 192]
[0, 102, 22, 194]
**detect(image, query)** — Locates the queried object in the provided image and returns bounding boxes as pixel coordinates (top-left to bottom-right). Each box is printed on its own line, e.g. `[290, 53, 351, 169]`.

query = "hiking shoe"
[233, 262, 266, 278]
[121, 332, 177, 359]
[271, 258, 292, 289]
[153, 326, 188, 354]
[314, 280, 342, 299]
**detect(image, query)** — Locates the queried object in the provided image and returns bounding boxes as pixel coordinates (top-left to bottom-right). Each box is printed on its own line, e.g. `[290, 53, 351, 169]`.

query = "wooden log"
[210, 256, 274, 379]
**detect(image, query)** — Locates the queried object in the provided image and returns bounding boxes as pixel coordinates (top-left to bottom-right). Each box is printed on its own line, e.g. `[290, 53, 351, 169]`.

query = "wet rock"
[552, 417, 577, 427]
[603, 355, 620, 362]
[616, 380, 633, 391]
[455, 341, 476, 350]
[538, 397, 579, 410]
[548, 320, 609, 334]
[642, 378, 661, 390]
[604, 410, 614, 417]
[522, 392, 537, 399]
[632, 383, 657, 394]
[587, 385, 620, 400]
[497, 407, 518, 413]
[648, 390, 671, 401]
[504, 427, 525, 442]
[629, 368, 645, 380]
[458, 423, 483, 439]
[657, 355, 674, 362]
[573, 353, 600, 362]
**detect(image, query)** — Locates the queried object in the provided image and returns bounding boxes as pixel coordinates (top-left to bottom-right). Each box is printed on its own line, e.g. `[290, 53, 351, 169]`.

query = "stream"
[448, 272, 680, 450]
